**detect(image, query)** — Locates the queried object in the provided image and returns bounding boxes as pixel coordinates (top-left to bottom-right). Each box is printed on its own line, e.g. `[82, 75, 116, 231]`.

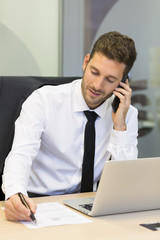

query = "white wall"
[0, 0, 60, 76]
[62, 0, 84, 76]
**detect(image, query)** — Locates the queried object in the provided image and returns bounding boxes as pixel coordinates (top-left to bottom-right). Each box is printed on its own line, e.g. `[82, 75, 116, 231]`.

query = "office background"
[0, 0, 160, 158]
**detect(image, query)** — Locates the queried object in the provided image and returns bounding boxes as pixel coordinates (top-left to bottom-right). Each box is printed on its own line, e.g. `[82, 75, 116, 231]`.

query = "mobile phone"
[112, 74, 129, 113]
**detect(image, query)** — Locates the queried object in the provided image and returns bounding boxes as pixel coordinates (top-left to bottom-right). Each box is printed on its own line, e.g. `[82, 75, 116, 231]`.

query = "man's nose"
[93, 77, 104, 90]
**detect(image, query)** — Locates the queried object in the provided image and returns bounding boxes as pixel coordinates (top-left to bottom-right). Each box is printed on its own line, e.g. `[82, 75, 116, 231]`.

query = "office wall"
[0, 0, 60, 76]
[62, 0, 84, 76]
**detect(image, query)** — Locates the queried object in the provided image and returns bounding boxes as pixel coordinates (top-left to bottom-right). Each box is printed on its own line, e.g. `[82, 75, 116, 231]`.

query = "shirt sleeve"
[107, 105, 138, 160]
[2, 89, 47, 200]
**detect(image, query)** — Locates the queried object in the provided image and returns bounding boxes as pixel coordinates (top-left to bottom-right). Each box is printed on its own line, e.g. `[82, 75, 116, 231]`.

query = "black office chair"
[0, 76, 79, 200]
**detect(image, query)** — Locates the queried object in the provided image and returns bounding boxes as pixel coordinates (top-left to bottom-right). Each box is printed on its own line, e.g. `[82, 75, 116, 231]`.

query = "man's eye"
[91, 71, 99, 75]
[105, 78, 115, 83]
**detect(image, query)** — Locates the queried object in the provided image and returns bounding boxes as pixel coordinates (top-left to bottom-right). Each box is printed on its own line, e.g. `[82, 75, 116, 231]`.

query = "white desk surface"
[1, 192, 160, 240]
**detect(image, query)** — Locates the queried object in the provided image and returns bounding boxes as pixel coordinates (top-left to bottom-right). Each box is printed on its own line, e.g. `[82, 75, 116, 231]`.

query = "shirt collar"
[72, 79, 113, 119]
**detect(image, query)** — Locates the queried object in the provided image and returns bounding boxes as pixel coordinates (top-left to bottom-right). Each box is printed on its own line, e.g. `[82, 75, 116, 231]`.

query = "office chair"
[0, 76, 79, 200]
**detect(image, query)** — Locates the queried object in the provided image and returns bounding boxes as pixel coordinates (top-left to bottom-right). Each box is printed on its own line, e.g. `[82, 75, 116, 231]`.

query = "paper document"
[21, 202, 92, 229]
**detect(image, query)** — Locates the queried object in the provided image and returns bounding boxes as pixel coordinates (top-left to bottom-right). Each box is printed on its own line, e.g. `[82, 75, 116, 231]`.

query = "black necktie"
[81, 110, 98, 192]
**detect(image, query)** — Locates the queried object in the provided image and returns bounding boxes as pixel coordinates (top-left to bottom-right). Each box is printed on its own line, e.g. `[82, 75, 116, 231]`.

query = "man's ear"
[82, 54, 90, 71]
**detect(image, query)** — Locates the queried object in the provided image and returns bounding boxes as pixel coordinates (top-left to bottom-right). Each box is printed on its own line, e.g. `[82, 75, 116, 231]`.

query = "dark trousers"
[27, 192, 49, 198]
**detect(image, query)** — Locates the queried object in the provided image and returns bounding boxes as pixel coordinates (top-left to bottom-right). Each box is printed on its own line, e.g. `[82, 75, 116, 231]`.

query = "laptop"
[64, 157, 160, 216]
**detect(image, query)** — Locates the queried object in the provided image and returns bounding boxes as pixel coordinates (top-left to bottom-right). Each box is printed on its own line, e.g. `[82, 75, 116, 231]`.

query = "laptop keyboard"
[79, 203, 93, 211]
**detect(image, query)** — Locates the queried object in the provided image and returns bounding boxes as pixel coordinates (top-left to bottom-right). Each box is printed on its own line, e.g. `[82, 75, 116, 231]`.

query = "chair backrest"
[0, 76, 79, 200]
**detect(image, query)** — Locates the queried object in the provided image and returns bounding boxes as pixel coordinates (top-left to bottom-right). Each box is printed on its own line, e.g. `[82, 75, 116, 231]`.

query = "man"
[2, 31, 138, 221]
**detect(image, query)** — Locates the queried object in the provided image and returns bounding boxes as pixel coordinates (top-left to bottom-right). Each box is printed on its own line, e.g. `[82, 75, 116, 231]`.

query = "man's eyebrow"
[90, 66, 99, 71]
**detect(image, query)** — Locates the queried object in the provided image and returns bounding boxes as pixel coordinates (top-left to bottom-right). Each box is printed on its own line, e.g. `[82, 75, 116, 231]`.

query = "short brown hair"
[90, 31, 137, 76]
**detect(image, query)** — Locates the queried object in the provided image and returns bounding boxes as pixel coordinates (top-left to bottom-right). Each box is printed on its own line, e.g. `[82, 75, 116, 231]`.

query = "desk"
[0, 192, 160, 240]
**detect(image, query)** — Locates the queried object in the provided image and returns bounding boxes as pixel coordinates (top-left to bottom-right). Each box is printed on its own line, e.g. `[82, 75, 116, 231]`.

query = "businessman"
[2, 31, 138, 221]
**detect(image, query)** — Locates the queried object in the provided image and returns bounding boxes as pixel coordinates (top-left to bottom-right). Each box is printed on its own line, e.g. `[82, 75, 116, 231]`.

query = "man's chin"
[87, 96, 112, 109]
[86, 100, 102, 109]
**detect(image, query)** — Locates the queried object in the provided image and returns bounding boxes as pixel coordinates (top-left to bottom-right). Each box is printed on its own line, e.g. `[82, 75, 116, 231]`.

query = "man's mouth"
[89, 88, 101, 97]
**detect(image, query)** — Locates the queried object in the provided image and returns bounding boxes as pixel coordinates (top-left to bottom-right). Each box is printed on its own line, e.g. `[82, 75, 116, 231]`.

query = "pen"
[18, 192, 37, 223]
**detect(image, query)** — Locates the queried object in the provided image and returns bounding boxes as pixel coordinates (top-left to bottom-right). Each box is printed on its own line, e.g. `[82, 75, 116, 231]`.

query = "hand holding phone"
[112, 74, 129, 113]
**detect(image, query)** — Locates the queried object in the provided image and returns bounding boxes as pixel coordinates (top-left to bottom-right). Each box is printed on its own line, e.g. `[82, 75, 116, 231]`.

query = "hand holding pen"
[18, 192, 37, 223]
[4, 193, 37, 222]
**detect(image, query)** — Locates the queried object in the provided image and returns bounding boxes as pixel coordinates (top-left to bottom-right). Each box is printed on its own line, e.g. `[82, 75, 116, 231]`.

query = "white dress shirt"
[2, 79, 138, 200]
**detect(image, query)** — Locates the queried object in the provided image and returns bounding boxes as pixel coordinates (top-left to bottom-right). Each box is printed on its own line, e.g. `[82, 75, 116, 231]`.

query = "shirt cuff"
[109, 129, 129, 146]
[4, 187, 28, 201]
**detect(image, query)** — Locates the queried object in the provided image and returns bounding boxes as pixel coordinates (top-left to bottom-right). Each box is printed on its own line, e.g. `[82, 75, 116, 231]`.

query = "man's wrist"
[113, 123, 127, 131]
